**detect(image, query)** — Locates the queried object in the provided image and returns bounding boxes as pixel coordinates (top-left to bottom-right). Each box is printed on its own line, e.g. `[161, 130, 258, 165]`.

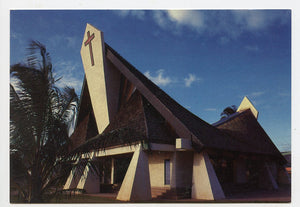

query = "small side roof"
[215, 109, 285, 162]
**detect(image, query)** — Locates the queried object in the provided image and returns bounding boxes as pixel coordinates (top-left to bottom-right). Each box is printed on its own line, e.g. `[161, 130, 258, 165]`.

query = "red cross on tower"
[84, 31, 95, 66]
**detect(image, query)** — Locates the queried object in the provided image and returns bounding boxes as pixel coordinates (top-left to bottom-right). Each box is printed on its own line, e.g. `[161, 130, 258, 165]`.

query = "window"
[164, 159, 170, 185]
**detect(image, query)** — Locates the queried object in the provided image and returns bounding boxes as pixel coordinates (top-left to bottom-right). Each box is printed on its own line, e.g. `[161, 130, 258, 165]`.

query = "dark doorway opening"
[114, 156, 132, 185]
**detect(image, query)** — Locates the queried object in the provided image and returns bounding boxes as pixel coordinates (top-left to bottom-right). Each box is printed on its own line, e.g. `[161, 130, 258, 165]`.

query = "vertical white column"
[111, 157, 115, 184]
[171, 152, 177, 189]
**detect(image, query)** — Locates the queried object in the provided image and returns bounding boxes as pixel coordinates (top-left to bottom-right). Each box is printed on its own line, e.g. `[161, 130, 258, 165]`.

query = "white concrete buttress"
[76, 155, 100, 194]
[191, 152, 225, 200]
[116, 144, 151, 201]
[63, 163, 83, 190]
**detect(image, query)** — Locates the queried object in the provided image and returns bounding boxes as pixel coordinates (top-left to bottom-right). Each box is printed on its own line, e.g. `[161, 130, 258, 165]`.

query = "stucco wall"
[148, 151, 173, 187]
[148, 151, 193, 189]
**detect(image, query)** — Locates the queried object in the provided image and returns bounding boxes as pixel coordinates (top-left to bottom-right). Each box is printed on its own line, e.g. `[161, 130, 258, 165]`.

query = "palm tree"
[10, 41, 78, 202]
[220, 105, 237, 119]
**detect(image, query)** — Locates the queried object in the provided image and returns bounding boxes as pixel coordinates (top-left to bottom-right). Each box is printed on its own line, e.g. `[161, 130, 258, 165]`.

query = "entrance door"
[164, 159, 170, 185]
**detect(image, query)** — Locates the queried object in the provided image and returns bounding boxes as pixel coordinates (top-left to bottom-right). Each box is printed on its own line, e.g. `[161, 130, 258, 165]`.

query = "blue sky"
[10, 10, 291, 152]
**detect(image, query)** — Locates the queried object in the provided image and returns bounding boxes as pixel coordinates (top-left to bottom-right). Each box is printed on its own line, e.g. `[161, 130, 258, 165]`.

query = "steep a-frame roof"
[70, 41, 284, 159]
[104, 44, 257, 153]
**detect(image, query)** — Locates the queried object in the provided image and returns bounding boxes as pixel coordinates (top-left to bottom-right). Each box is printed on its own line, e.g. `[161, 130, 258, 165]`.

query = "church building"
[63, 24, 290, 201]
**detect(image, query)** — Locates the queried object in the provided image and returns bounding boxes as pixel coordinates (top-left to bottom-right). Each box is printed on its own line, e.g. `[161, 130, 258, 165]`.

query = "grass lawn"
[10, 185, 291, 204]
[11, 194, 120, 203]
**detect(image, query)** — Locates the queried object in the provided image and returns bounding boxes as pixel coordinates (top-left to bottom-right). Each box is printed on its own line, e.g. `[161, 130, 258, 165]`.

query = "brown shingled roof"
[103, 90, 147, 137]
[215, 109, 285, 162]
[68, 113, 89, 151]
[70, 89, 179, 153]
[104, 43, 254, 152]
[102, 90, 179, 146]
[69, 78, 98, 151]
[142, 96, 178, 145]
[70, 42, 284, 159]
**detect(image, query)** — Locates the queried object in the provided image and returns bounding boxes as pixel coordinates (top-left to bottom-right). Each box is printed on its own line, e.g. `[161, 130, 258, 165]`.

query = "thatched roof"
[69, 43, 285, 160]
[68, 113, 89, 152]
[105, 44, 264, 153]
[214, 109, 286, 162]
[70, 127, 146, 155]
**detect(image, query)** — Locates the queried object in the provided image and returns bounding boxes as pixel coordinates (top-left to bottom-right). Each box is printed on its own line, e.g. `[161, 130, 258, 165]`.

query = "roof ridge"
[105, 43, 208, 145]
[212, 110, 251, 127]
[104, 43, 248, 151]
[105, 43, 214, 128]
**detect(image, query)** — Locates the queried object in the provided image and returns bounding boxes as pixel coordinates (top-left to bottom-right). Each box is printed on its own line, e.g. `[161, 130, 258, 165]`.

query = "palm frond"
[10, 40, 79, 202]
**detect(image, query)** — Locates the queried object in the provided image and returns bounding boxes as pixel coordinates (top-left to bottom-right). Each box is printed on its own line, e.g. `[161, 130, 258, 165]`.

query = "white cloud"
[153, 11, 168, 28]
[152, 10, 205, 34]
[54, 61, 77, 73]
[250, 91, 265, 97]
[219, 36, 230, 45]
[117, 10, 145, 20]
[115, 10, 289, 44]
[279, 92, 290, 97]
[184, 73, 201, 87]
[11, 32, 24, 44]
[144, 70, 202, 88]
[245, 45, 260, 52]
[205, 108, 217, 112]
[167, 10, 205, 31]
[48, 35, 79, 49]
[150, 10, 289, 44]
[118, 10, 130, 17]
[144, 69, 174, 87]
[231, 10, 289, 32]
[55, 75, 83, 94]
[65, 36, 77, 48]
[232, 10, 267, 30]
[53, 61, 83, 93]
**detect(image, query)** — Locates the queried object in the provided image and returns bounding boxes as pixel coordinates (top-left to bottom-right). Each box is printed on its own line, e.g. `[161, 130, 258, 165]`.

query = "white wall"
[148, 151, 173, 187]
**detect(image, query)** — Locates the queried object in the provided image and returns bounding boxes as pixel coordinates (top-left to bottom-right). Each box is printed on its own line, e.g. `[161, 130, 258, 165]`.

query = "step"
[151, 187, 170, 198]
[152, 187, 191, 200]
[152, 188, 169, 193]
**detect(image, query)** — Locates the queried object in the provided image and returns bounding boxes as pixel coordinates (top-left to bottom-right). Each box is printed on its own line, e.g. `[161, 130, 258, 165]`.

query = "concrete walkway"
[85, 185, 291, 203]
[87, 193, 118, 198]
[224, 185, 291, 203]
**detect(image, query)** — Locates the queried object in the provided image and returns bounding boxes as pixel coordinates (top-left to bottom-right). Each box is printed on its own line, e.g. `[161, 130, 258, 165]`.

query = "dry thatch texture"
[216, 109, 285, 163]
[69, 127, 147, 156]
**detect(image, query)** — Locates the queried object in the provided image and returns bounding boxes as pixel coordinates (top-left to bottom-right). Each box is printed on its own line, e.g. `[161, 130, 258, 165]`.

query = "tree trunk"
[30, 163, 43, 203]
